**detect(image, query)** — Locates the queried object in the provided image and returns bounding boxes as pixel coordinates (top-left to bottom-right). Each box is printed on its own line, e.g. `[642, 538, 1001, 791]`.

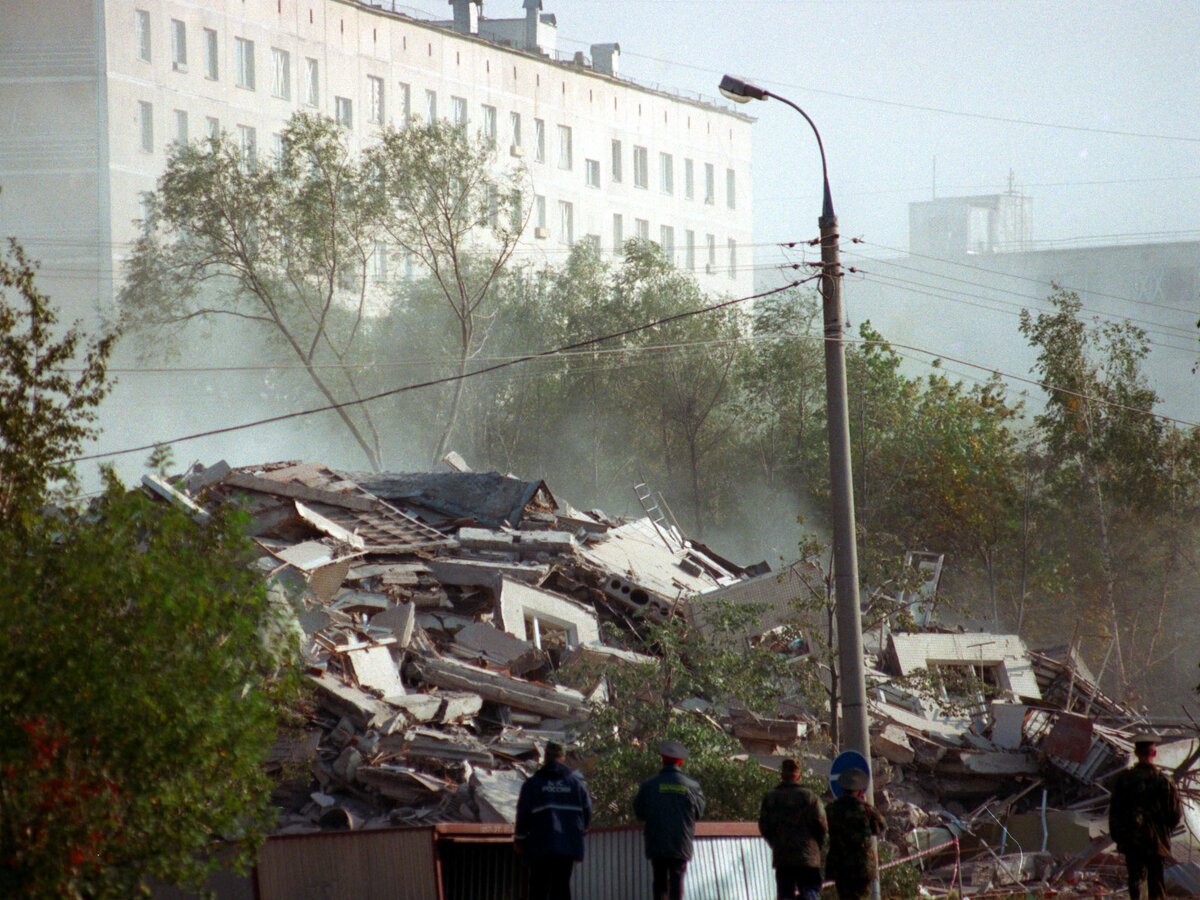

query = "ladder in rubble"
[633, 478, 684, 552]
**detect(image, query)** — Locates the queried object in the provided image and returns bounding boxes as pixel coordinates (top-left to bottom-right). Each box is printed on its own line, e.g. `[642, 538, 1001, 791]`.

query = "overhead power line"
[557, 37, 1200, 145]
[61, 278, 817, 464]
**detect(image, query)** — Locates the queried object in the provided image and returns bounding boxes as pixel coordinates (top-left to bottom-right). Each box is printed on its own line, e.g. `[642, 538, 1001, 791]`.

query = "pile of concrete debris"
[141, 458, 1200, 896]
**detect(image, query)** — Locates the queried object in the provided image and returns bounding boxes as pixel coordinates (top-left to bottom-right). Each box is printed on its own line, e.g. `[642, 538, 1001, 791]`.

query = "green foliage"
[0, 238, 115, 521]
[576, 603, 797, 824]
[878, 843, 922, 899]
[0, 476, 299, 897]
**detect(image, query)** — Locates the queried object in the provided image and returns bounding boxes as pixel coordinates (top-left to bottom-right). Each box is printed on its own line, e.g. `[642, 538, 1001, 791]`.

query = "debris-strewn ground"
[144, 457, 1200, 895]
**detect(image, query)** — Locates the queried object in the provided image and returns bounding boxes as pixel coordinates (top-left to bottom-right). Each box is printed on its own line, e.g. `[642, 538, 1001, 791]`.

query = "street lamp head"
[719, 75, 768, 104]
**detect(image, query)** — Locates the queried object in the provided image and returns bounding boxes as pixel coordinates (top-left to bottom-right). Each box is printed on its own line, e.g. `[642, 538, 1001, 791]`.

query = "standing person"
[824, 769, 885, 900]
[758, 758, 827, 900]
[515, 741, 592, 900]
[634, 740, 706, 900]
[1108, 732, 1182, 900]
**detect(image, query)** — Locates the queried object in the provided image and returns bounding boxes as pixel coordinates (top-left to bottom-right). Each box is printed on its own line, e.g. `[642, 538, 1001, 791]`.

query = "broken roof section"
[348, 471, 556, 529]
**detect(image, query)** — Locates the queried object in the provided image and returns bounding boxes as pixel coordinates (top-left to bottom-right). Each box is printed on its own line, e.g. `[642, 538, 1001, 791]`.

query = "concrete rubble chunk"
[471, 769, 526, 823]
[438, 692, 484, 723]
[307, 672, 393, 729]
[453, 621, 536, 665]
[370, 601, 415, 648]
[410, 654, 588, 720]
[871, 724, 916, 765]
[345, 644, 405, 697]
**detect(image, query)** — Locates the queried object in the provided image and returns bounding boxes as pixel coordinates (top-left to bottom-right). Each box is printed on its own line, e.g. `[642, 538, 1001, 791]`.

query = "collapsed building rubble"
[142, 458, 1200, 895]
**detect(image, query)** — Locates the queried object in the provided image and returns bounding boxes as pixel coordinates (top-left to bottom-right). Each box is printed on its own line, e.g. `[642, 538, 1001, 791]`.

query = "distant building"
[0, 0, 755, 324]
[844, 190, 1199, 420]
[908, 191, 1032, 257]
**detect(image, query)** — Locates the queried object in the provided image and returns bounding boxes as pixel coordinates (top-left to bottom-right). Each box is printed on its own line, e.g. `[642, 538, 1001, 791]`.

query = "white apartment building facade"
[0, 0, 755, 325]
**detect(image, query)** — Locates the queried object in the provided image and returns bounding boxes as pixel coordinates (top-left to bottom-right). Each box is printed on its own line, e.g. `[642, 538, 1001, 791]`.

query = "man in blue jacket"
[515, 741, 592, 900]
[634, 741, 706, 900]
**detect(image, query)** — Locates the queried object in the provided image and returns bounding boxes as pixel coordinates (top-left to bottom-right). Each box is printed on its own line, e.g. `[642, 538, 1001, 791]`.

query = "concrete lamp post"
[718, 73, 873, 790]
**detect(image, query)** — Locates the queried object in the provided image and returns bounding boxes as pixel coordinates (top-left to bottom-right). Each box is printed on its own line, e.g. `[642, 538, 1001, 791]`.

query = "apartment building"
[0, 0, 755, 324]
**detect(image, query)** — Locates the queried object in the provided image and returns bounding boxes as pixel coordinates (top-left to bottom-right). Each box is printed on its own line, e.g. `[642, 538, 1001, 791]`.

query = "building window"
[335, 96, 353, 128]
[613, 214, 623, 255]
[238, 124, 257, 166]
[558, 200, 574, 245]
[684, 159, 695, 200]
[685, 229, 696, 270]
[534, 195, 546, 231]
[138, 101, 153, 152]
[726, 168, 736, 209]
[136, 10, 151, 63]
[399, 82, 411, 123]
[173, 109, 188, 145]
[705, 163, 715, 205]
[534, 118, 545, 163]
[171, 19, 186, 70]
[271, 48, 290, 100]
[727, 238, 737, 277]
[304, 58, 319, 106]
[510, 111, 521, 148]
[272, 132, 285, 168]
[451, 96, 467, 127]
[368, 76, 385, 124]
[586, 159, 600, 188]
[706, 233, 716, 269]
[611, 139, 623, 183]
[371, 241, 388, 280]
[425, 89, 437, 122]
[206, 116, 220, 139]
[235, 37, 255, 90]
[659, 153, 674, 195]
[635, 218, 649, 240]
[633, 146, 648, 189]
[481, 104, 497, 144]
[659, 225, 675, 263]
[557, 125, 572, 170]
[204, 28, 218, 80]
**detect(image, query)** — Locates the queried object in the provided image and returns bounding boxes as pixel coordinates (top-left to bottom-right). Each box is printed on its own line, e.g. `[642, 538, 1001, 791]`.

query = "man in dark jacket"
[824, 769, 885, 900]
[1108, 732, 1182, 900]
[758, 758, 827, 900]
[634, 741, 706, 900]
[515, 742, 592, 900]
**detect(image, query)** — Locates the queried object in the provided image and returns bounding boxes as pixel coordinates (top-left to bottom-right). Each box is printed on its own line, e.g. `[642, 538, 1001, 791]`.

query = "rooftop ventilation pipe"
[523, 0, 542, 52]
[447, 0, 480, 35]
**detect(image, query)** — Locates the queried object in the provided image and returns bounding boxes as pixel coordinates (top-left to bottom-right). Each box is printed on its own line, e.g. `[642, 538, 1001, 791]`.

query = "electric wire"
[839, 251, 1199, 343]
[60, 278, 815, 464]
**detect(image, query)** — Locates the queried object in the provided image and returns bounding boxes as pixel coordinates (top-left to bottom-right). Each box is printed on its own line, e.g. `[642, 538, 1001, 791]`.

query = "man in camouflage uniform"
[824, 768, 885, 900]
[1108, 732, 1182, 900]
[758, 758, 827, 900]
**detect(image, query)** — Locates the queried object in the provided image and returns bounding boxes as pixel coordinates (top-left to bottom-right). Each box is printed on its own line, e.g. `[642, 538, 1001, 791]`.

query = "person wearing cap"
[515, 741, 592, 900]
[758, 758, 827, 900]
[633, 740, 706, 900]
[1108, 732, 1182, 900]
[823, 768, 885, 900]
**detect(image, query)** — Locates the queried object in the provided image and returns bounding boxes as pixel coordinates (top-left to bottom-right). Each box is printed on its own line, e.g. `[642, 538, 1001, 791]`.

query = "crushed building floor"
[144, 457, 1200, 896]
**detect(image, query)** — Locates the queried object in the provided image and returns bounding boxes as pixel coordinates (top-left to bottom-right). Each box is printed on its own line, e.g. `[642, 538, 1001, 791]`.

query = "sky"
[401, 0, 1200, 258]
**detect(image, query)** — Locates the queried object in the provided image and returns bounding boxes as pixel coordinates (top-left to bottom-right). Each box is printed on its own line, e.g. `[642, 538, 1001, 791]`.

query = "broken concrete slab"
[307, 672, 393, 729]
[438, 692, 484, 724]
[345, 645, 405, 697]
[382, 693, 442, 723]
[453, 622, 536, 665]
[458, 527, 577, 557]
[387, 728, 495, 767]
[871, 724, 916, 765]
[471, 769, 526, 823]
[496, 577, 600, 648]
[410, 655, 588, 720]
[295, 500, 366, 550]
[356, 765, 447, 803]
[426, 557, 550, 590]
[370, 601, 415, 648]
[989, 702, 1028, 750]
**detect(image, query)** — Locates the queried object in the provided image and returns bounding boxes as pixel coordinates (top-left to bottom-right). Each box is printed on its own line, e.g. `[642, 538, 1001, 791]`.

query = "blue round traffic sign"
[828, 750, 870, 799]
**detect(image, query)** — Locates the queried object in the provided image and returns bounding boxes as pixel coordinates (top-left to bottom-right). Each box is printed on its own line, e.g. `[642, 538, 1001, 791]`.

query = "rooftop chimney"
[591, 42, 620, 77]
[448, 0, 480, 35]
[523, 0, 542, 52]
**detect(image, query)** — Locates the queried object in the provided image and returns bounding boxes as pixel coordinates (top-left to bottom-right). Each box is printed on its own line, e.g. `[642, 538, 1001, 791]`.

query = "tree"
[121, 113, 389, 469]
[1, 256, 298, 895]
[368, 120, 526, 464]
[574, 603, 806, 824]
[1019, 288, 1179, 700]
[0, 237, 115, 521]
